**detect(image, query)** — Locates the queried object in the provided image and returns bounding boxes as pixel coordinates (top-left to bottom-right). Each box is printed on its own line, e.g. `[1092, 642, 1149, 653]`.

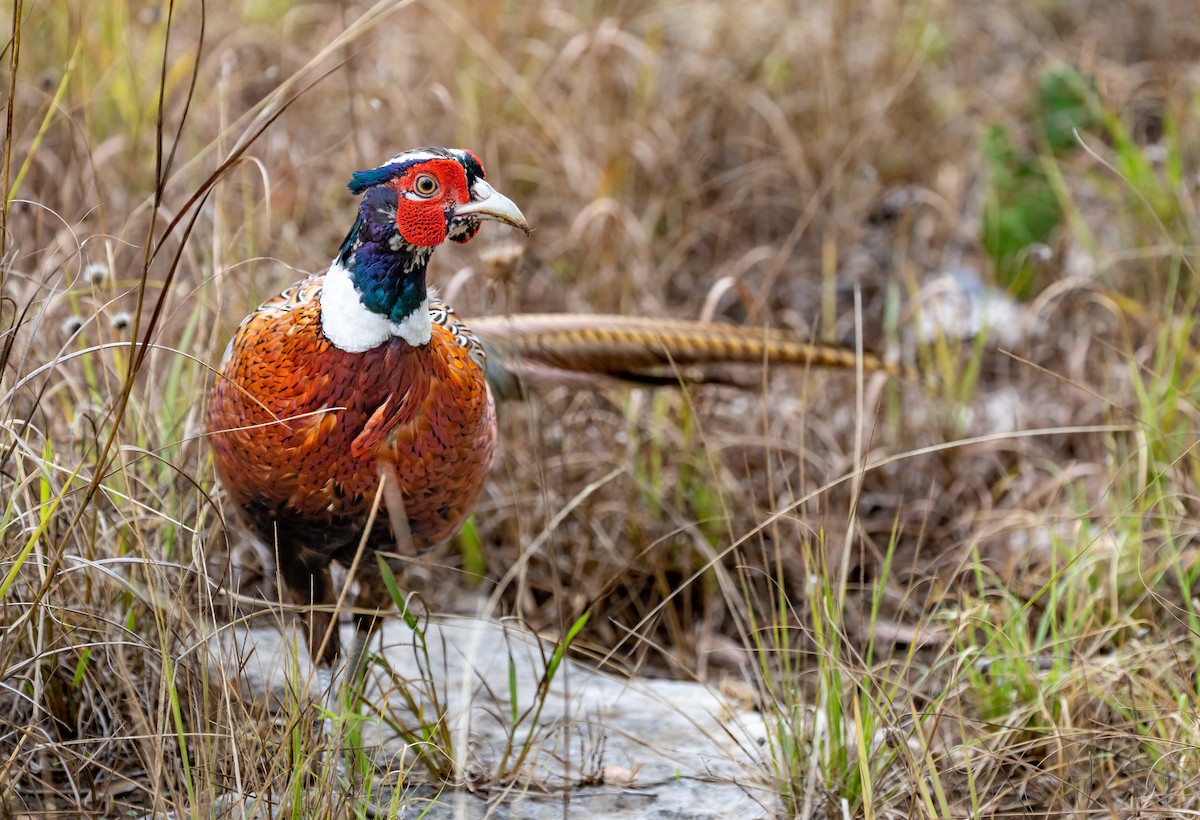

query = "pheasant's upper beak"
[454, 180, 530, 235]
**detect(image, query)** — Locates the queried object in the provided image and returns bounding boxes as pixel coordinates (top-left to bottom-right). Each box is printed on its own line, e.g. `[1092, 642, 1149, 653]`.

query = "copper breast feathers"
[207, 276, 496, 549]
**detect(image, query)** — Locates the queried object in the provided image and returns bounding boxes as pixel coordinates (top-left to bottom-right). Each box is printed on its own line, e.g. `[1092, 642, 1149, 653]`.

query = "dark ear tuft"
[348, 167, 397, 195]
[452, 149, 485, 182]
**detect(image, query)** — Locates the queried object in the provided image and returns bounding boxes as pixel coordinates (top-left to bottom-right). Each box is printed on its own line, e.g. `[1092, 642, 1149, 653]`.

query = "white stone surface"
[227, 616, 778, 818]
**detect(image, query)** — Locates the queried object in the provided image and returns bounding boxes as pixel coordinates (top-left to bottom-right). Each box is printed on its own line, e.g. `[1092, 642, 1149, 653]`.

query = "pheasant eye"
[413, 173, 439, 197]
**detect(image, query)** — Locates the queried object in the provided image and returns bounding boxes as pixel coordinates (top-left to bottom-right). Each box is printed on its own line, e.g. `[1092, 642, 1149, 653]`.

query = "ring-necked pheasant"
[207, 147, 900, 671]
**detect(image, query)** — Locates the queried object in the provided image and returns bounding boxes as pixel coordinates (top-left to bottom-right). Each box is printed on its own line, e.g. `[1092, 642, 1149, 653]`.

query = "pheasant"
[208, 147, 527, 668]
[469, 313, 898, 399]
[207, 147, 900, 671]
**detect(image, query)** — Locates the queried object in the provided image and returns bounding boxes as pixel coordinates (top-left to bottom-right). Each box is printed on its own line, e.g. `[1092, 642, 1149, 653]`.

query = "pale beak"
[454, 180, 531, 235]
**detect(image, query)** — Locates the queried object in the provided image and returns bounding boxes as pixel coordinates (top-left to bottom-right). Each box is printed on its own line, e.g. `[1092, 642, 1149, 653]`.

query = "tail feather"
[466, 313, 905, 399]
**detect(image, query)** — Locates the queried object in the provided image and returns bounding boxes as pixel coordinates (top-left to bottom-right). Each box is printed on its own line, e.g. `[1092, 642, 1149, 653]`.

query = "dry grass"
[4, 0, 1200, 815]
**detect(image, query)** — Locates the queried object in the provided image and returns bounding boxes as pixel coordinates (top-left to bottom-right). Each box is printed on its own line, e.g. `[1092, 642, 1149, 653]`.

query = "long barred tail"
[465, 313, 907, 399]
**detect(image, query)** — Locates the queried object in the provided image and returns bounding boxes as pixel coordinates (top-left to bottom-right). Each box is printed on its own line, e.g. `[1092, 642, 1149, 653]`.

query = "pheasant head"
[322, 147, 529, 352]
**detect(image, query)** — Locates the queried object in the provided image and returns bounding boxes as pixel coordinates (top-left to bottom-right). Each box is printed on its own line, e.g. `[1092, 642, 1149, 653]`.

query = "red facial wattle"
[388, 158, 472, 247]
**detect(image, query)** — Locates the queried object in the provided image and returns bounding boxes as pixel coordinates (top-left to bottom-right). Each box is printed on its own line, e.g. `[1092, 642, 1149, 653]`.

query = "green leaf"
[981, 125, 1062, 298]
[1034, 64, 1098, 154]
